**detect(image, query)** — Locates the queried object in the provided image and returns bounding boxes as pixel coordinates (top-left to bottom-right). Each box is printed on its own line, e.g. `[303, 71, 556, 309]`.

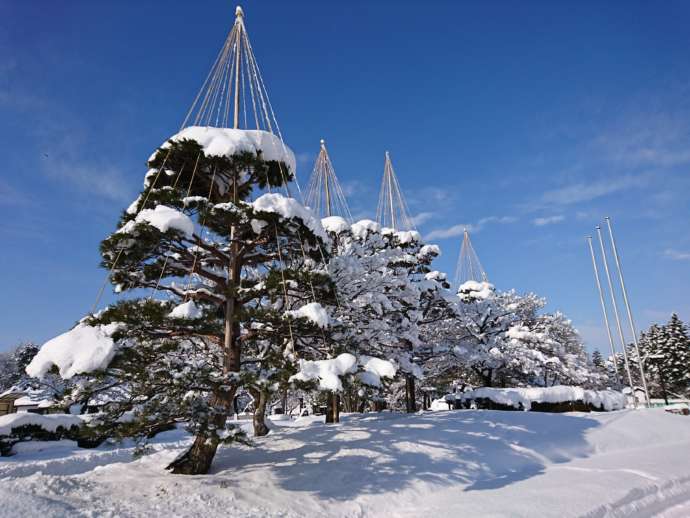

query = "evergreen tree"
[30, 132, 335, 475]
[641, 315, 690, 402]
[591, 349, 604, 369]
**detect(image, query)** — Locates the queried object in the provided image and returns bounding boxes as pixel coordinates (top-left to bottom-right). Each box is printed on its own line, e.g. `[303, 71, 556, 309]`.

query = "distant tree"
[640, 315, 690, 403]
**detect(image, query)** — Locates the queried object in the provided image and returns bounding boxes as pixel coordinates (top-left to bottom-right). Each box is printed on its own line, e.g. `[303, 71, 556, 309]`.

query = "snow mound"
[321, 216, 350, 234]
[462, 386, 627, 411]
[285, 302, 330, 328]
[252, 193, 328, 242]
[458, 280, 494, 301]
[168, 301, 203, 319]
[0, 413, 83, 436]
[289, 353, 357, 392]
[357, 356, 397, 387]
[158, 126, 296, 174]
[26, 323, 122, 380]
[350, 219, 381, 239]
[119, 205, 194, 238]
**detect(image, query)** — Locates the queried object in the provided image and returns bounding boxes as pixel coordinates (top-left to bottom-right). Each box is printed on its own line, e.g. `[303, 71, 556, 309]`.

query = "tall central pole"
[225, 5, 244, 376]
[587, 236, 621, 387]
[233, 6, 243, 130]
[386, 152, 396, 230]
[605, 217, 650, 406]
[321, 140, 332, 217]
[596, 226, 636, 405]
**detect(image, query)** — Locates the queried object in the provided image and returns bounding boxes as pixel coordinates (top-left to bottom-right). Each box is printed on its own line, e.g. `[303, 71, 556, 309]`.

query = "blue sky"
[1, 1, 689, 352]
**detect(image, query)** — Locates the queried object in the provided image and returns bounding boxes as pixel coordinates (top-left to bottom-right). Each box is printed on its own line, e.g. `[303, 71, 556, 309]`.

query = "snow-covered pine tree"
[591, 349, 604, 369]
[641, 315, 690, 402]
[312, 218, 445, 416]
[0, 342, 39, 391]
[28, 130, 335, 474]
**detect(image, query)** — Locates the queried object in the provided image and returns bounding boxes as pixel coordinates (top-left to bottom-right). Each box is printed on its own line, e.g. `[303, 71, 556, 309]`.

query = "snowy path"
[0, 409, 688, 517]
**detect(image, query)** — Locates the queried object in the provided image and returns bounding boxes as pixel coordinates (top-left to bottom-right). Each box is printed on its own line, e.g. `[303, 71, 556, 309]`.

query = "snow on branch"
[289, 353, 357, 392]
[252, 193, 328, 241]
[26, 322, 122, 380]
[357, 356, 397, 388]
[119, 205, 195, 238]
[156, 126, 296, 174]
[168, 300, 203, 319]
[284, 302, 330, 329]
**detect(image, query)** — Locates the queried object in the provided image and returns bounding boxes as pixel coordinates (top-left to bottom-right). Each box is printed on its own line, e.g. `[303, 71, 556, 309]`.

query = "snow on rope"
[0, 413, 83, 436]
[284, 302, 330, 329]
[153, 126, 296, 174]
[26, 322, 122, 380]
[118, 205, 195, 238]
[252, 193, 329, 242]
[461, 386, 627, 411]
[289, 353, 357, 392]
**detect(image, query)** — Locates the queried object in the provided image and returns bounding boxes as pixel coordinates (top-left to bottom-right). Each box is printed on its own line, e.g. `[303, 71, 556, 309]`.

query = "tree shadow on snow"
[210, 410, 601, 500]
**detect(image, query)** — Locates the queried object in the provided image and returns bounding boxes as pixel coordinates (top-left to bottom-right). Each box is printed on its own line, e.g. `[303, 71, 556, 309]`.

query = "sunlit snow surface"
[1, 409, 689, 517]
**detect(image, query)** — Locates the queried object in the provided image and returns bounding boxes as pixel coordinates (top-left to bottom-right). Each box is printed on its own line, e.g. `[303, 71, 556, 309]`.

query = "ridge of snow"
[119, 205, 195, 238]
[285, 302, 330, 329]
[289, 353, 357, 392]
[26, 323, 123, 380]
[462, 386, 627, 411]
[252, 193, 328, 241]
[154, 126, 296, 174]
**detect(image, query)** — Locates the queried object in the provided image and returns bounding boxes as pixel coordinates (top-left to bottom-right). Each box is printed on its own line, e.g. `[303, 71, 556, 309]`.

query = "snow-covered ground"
[1, 409, 689, 517]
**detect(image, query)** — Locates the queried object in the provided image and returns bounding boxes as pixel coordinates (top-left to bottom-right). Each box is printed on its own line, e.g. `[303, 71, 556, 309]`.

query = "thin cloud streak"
[533, 215, 565, 226]
[425, 215, 516, 240]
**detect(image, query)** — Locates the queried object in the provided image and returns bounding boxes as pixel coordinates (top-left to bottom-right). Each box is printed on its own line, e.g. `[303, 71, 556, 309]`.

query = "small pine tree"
[591, 349, 604, 369]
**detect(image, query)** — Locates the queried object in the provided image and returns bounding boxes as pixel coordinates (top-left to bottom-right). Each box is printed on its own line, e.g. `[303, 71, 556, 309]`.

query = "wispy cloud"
[664, 249, 690, 261]
[425, 215, 516, 240]
[533, 215, 565, 226]
[410, 211, 434, 226]
[538, 173, 651, 207]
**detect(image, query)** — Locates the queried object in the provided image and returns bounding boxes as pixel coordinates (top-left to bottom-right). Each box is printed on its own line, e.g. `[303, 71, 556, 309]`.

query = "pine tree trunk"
[166, 389, 235, 475]
[251, 388, 270, 437]
[168, 240, 242, 475]
[405, 375, 417, 413]
[325, 392, 340, 423]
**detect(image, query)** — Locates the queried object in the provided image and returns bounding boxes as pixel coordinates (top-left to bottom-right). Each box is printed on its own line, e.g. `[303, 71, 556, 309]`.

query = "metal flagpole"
[596, 225, 636, 405]
[587, 236, 621, 387]
[605, 217, 651, 406]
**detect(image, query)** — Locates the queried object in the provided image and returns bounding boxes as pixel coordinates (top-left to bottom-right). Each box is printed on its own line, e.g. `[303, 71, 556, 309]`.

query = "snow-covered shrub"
[0, 413, 83, 456]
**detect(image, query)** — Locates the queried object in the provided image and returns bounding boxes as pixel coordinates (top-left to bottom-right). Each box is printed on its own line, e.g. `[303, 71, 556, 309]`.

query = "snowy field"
[1, 409, 689, 518]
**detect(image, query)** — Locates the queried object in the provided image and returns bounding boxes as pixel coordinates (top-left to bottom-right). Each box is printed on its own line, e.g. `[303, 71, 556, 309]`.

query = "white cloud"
[533, 215, 565, 226]
[539, 173, 651, 207]
[664, 249, 690, 261]
[425, 215, 516, 240]
[410, 211, 434, 226]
